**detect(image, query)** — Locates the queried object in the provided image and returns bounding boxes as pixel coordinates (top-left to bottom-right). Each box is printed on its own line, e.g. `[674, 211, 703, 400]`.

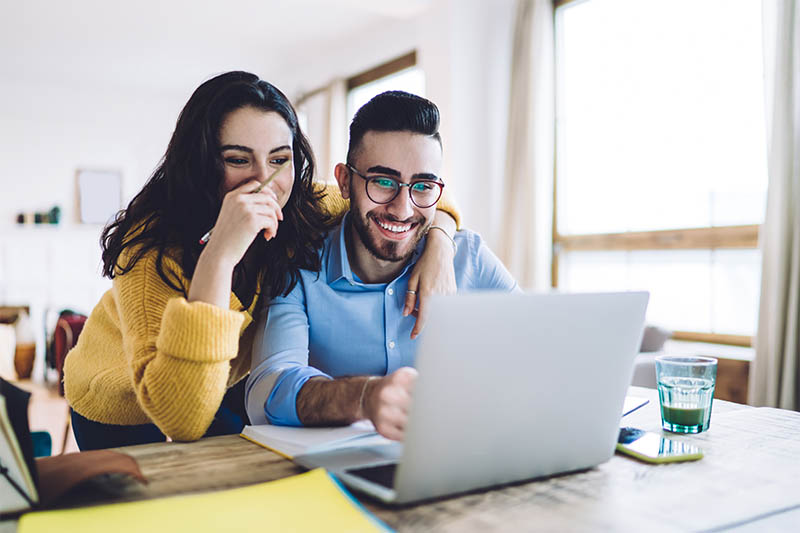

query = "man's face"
[341, 130, 443, 264]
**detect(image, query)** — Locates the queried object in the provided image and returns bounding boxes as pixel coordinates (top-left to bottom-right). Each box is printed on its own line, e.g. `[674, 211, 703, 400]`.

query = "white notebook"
[240, 420, 391, 459]
[242, 396, 648, 461]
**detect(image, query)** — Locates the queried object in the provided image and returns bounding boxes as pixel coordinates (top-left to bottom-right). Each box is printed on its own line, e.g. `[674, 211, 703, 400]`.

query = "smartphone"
[616, 427, 703, 464]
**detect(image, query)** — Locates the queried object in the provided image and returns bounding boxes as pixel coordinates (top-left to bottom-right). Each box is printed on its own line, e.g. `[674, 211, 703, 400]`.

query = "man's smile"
[370, 214, 419, 240]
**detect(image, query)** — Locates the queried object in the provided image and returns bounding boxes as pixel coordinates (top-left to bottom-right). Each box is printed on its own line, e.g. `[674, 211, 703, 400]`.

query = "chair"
[46, 310, 87, 453]
[49, 311, 87, 396]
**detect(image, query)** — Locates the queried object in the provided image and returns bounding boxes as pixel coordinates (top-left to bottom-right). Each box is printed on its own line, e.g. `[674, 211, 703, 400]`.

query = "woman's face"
[218, 106, 295, 208]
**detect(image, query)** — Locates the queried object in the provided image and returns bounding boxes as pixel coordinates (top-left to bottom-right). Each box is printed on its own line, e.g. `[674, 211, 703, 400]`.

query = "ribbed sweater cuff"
[157, 298, 245, 363]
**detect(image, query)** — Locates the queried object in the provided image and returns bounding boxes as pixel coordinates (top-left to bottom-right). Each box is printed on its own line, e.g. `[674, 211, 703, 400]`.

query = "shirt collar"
[325, 212, 425, 286]
[326, 213, 353, 285]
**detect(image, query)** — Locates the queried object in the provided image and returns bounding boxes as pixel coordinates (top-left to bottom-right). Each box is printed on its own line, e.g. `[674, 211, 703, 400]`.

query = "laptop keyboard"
[345, 463, 397, 489]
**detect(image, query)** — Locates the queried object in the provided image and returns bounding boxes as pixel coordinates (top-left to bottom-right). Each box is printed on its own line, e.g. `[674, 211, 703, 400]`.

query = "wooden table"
[4, 386, 800, 532]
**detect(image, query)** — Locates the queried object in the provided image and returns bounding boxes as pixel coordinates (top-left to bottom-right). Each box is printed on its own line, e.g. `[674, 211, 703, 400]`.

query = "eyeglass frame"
[345, 164, 445, 209]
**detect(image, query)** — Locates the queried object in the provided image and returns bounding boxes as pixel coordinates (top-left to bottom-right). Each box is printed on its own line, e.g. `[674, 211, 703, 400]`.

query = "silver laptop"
[295, 291, 649, 504]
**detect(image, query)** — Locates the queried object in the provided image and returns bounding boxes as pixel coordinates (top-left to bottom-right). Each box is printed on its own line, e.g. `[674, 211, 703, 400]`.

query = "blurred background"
[2, 0, 797, 440]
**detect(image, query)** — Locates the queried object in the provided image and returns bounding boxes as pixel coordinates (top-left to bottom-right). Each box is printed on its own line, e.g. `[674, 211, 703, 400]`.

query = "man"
[246, 91, 518, 440]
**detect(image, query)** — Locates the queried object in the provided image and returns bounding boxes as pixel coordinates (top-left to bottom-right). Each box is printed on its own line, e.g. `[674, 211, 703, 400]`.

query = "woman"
[63, 71, 460, 450]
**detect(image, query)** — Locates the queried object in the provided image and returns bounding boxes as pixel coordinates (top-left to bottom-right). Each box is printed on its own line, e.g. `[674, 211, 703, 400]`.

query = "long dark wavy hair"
[100, 71, 331, 309]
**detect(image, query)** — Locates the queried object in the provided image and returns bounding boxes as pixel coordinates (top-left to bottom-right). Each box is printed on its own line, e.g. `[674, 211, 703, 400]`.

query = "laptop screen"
[345, 463, 397, 490]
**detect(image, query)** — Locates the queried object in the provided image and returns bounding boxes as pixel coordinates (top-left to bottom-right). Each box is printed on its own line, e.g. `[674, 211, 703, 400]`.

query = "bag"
[46, 310, 87, 395]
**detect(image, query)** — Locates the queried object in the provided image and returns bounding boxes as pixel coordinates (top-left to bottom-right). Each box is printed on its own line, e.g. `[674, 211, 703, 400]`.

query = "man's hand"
[362, 367, 418, 441]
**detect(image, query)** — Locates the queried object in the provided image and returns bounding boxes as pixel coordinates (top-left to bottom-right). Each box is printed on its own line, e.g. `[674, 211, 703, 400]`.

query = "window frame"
[551, 0, 761, 347]
[346, 51, 417, 91]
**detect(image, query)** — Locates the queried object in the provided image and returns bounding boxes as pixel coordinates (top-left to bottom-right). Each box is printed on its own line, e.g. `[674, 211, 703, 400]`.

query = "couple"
[64, 71, 516, 451]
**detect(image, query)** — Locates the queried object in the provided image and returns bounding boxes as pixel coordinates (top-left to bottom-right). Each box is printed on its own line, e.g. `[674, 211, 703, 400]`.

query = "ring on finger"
[406, 289, 417, 295]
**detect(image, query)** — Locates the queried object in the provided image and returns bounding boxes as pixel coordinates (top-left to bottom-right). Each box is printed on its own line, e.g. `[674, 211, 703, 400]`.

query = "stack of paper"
[241, 420, 391, 459]
[18, 468, 392, 533]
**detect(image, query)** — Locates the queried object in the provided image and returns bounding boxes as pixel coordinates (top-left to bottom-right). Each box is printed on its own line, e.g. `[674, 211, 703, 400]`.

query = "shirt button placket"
[386, 284, 398, 370]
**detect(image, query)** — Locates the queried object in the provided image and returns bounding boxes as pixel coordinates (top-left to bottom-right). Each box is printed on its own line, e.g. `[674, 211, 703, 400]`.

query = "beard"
[349, 202, 429, 263]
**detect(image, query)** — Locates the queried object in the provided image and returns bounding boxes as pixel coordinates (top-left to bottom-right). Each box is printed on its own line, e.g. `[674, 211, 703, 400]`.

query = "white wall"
[0, 80, 187, 226]
[0, 0, 519, 376]
[276, 0, 516, 249]
[431, 0, 515, 248]
[0, 79, 188, 372]
[1, 0, 518, 261]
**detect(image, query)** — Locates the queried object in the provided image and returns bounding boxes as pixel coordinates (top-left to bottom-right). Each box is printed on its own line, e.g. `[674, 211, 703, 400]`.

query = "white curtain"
[750, 0, 800, 409]
[498, 0, 554, 290]
[295, 79, 348, 183]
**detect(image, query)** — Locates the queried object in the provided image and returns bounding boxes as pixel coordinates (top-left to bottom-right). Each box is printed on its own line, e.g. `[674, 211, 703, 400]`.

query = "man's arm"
[297, 367, 418, 441]
[246, 284, 330, 426]
[296, 376, 366, 425]
[249, 281, 418, 439]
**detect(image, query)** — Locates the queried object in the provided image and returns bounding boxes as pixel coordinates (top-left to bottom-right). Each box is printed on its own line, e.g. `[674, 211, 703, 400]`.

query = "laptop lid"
[390, 291, 648, 503]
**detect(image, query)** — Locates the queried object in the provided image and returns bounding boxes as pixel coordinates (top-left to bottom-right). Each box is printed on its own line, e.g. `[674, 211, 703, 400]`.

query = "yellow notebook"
[18, 468, 391, 533]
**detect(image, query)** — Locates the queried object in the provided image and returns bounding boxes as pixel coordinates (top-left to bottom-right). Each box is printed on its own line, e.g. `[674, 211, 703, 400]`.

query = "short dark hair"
[347, 91, 441, 164]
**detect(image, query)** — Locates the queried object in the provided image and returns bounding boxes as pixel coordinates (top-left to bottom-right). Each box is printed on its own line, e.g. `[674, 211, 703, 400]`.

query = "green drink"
[660, 405, 708, 427]
[656, 356, 717, 434]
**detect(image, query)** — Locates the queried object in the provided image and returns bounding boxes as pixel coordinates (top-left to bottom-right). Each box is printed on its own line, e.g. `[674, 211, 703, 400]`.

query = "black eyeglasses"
[346, 164, 444, 209]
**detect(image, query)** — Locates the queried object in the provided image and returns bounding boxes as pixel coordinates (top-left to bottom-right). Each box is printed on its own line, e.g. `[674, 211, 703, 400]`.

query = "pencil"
[198, 160, 291, 245]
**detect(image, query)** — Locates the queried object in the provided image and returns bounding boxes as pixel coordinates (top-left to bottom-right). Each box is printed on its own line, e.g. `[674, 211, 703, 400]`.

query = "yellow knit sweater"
[64, 184, 460, 441]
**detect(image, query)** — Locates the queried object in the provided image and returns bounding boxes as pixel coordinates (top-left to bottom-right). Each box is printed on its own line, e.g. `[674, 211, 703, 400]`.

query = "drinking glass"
[655, 356, 717, 433]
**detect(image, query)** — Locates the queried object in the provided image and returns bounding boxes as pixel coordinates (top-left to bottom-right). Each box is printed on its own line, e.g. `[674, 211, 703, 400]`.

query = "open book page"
[241, 420, 389, 459]
[0, 396, 38, 514]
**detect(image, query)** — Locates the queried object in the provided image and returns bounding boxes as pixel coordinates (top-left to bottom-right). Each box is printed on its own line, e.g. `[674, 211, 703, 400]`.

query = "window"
[295, 52, 425, 184]
[346, 51, 425, 126]
[553, 0, 768, 346]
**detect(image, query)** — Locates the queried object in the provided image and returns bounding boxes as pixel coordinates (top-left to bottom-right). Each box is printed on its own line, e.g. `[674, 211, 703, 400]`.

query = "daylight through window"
[553, 0, 768, 345]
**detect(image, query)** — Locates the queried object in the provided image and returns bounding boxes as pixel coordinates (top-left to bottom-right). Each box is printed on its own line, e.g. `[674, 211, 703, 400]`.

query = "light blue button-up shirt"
[246, 215, 519, 426]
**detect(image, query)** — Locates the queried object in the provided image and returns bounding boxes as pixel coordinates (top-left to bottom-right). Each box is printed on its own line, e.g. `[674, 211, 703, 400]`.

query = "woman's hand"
[204, 179, 284, 265]
[188, 179, 283, 308]
[403, 216, 457, 339]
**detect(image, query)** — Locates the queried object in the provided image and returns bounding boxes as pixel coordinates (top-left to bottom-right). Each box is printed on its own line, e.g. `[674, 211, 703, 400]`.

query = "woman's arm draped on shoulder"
[403, 184, 462, 338]
[404, 211, 458, 339]
[116, 248, 245, 441]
